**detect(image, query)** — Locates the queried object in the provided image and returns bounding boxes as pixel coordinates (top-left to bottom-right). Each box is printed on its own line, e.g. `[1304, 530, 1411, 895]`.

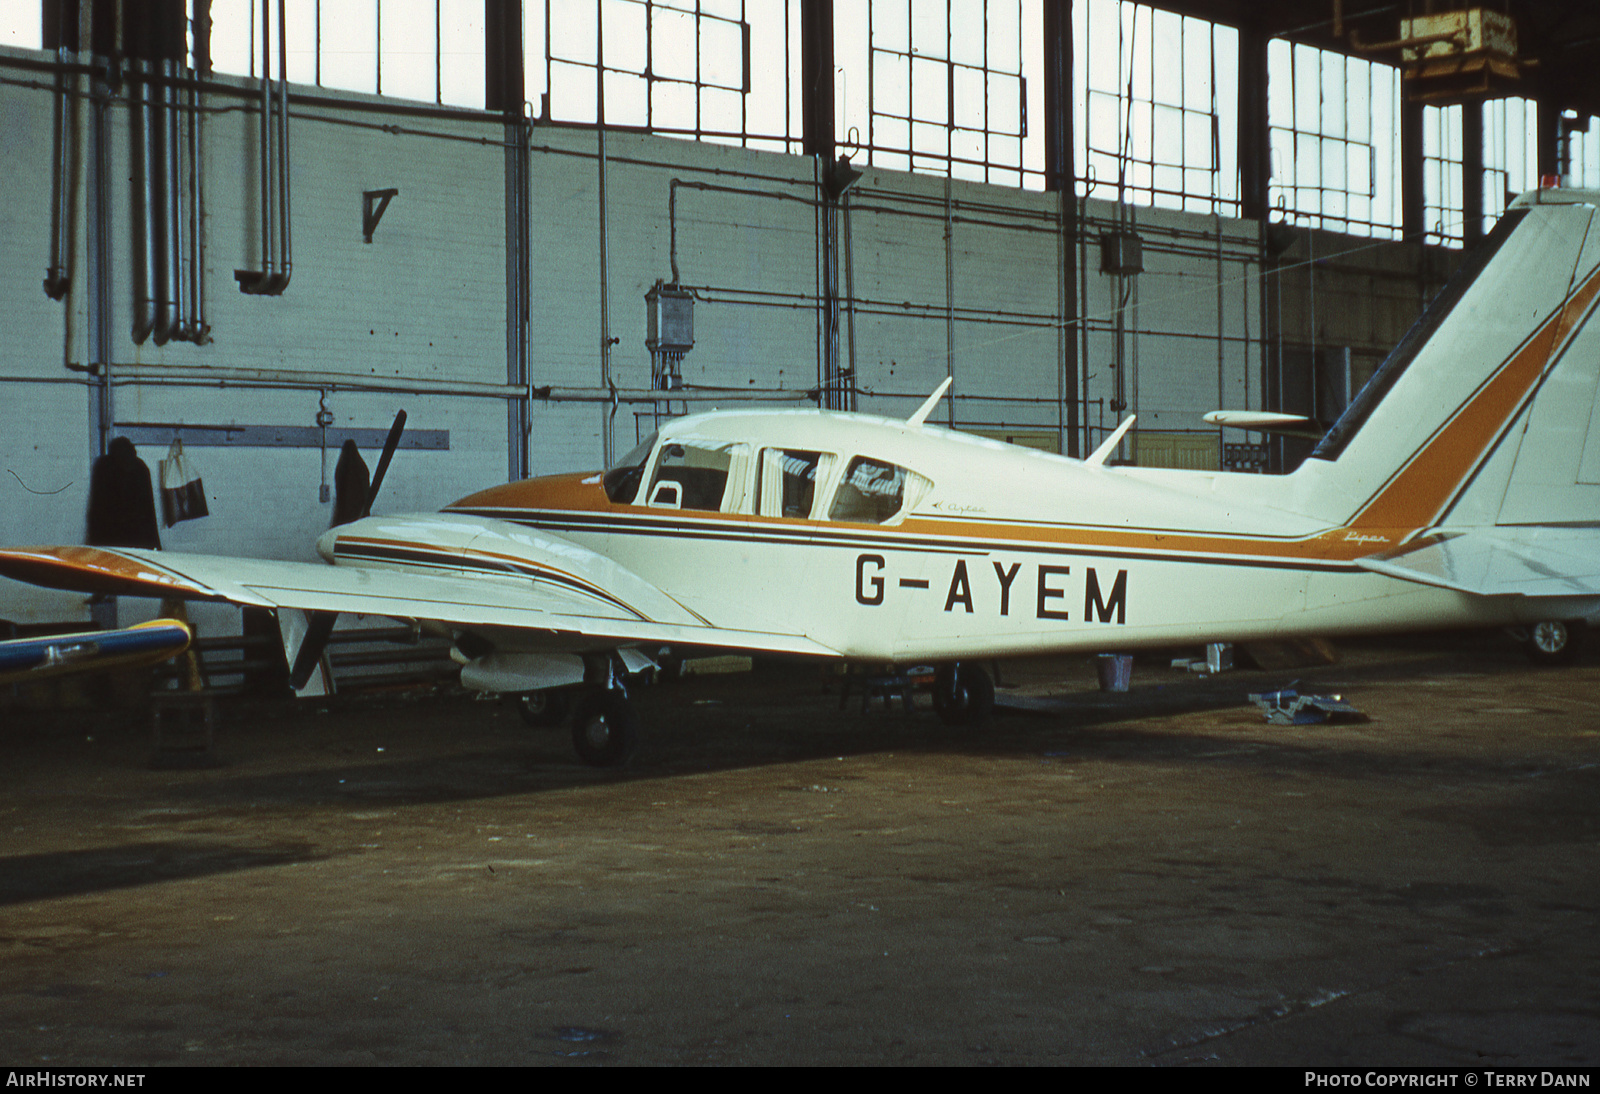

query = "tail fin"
[1289, 187, 1600, 532]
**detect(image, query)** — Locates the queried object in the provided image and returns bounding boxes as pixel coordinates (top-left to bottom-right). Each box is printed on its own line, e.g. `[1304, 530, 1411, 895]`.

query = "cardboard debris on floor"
[1249, 686, 1369, 725]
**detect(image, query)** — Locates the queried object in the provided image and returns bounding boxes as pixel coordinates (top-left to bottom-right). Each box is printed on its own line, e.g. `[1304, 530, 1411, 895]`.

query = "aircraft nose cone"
[315, 527, 341, 563]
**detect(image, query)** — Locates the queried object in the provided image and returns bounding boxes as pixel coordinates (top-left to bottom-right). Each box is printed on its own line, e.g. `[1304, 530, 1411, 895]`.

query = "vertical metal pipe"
[943, 176, 955, 427]
[822, 196, 841, 410]
[132, 59, 159, 344]
[45, 39, 72, 300]
[1079, 194, 1093, 456]
[188, 75, 207, 341]
[275, 0, 292, 290]
[842, 191, 857, 413]
[506, 116, 531, 480]
[1215, 213, 1225, 468]
[259, 0, 275, 282]
[598, 6, 614, 466]
[88, 61, 114, 459]
[157, 57, 182, 343]
[87, 47, 116, 632]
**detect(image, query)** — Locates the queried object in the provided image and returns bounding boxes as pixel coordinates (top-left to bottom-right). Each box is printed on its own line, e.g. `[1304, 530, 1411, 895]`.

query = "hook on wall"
[363, 188, 399, 243]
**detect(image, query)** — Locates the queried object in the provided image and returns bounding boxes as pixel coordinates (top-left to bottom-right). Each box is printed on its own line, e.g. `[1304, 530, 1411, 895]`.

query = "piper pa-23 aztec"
[6, 186, 1600, 766]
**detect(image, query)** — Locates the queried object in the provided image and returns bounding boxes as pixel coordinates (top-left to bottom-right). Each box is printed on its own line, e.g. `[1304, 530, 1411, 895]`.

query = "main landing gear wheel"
[1525, 619, 1584, 666]
[515, 688, 572, 728]
[932, 662, 995, 727]
[571, 690, 640, 767]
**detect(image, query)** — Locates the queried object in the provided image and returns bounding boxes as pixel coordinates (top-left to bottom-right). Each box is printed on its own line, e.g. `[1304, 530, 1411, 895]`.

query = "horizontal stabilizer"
[1355, 526, 1600, 599]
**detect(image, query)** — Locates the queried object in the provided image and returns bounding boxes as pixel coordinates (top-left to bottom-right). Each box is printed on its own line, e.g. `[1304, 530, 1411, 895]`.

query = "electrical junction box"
[1099, 231, 1143, 276]
[1400, 8, 1523, 102]
[646, 282, 695, 353]
[1401, 9, 1518, 66]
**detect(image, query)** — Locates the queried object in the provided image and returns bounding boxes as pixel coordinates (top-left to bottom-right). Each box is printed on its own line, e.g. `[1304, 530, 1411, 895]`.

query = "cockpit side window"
[603, 432, 657, 504]
[757, 449, 829, 519]
[647, 442, 737, 511]
[829, 456, 925, 524]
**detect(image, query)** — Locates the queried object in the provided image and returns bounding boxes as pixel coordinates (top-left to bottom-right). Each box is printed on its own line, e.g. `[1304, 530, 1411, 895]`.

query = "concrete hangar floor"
[1, 633, 1598, 1067]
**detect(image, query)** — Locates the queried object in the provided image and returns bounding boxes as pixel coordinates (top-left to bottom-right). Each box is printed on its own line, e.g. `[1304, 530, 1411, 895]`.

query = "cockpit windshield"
[603, 432, 657, 504]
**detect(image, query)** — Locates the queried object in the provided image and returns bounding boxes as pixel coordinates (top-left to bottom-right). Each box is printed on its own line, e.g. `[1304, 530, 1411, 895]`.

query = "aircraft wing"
[0, 545, 841, 659]
[1354, 527, 1600, 599]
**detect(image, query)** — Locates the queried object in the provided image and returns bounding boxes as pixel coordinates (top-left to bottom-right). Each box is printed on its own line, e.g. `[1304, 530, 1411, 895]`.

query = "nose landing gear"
[931, 662, 995, 726]
[569, 689, 640, 767]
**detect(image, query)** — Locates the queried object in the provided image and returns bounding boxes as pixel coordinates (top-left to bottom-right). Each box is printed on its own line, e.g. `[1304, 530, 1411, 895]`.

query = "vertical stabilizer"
[1288, 189, 1600, 532]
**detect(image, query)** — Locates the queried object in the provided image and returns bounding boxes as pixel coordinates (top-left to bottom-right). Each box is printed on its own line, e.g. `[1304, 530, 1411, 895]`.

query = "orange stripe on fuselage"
[891, 516, 1400, 564]
[449, 489, 1416, 568]
[447, 464, 1423, 567]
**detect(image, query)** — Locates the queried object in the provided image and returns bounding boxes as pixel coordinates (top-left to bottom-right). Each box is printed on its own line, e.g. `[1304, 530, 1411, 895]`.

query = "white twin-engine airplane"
[6, 186, 1600, 766]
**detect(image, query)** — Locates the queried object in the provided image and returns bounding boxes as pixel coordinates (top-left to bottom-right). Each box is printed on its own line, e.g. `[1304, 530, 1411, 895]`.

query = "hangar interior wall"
[0, 41, 1435, 627]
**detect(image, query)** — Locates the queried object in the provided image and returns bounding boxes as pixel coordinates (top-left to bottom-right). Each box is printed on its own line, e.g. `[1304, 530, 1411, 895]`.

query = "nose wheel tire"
[931, 663, 995, 727]
[1525, 619, 1583, 666]
[570, 690, 640, 767]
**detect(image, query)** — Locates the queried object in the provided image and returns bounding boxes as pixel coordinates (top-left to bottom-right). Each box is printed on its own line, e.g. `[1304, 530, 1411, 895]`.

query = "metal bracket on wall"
[363, 189, 399, 243]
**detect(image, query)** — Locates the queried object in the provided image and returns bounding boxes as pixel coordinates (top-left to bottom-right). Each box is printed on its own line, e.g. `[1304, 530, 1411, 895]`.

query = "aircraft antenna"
[1085, 415, 1137, 467]
[906, 377, 953, 427]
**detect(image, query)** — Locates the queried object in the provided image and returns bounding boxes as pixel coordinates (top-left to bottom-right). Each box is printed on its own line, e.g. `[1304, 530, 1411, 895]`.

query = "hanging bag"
[159, 438, 210, 526]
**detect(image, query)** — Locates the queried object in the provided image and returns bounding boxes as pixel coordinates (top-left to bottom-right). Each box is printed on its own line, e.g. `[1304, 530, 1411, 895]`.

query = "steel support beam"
[803, 1, 844, 409]
[1401, 99, 1425, 243]
[1463, 99, 1484, 247]
[1042, 0, 1080, 457]
[487, 0, 530, 481]
[801, 0, 834, 158]
[1238, 22, 1270, 224]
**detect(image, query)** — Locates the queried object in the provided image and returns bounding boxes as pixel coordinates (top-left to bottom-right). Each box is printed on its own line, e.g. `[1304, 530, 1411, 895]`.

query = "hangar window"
[1422, 103, 1464, 246]
[647, 442, 741, 511]
[210, 0, 486, 108]
[1482, 95, 1539, 235]
[1074, 0, 1239, 213]
[1564, 112, 1600, 189]
[529, 0, 803, 153]
[1267, 39, 1402, 239]
[2, 14, 40, 49]
[833, 0, 1044, 189]
[1563, 113, 1600, 189]
[828, 457, 928, 525]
